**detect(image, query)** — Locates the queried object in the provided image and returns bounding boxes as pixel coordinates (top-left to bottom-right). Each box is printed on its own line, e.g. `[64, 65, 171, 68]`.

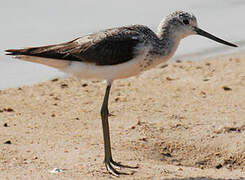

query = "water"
[1, 0, 245, 89]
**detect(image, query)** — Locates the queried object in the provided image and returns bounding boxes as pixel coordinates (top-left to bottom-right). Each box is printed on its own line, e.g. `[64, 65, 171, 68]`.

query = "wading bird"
[6, 11, 237, 175]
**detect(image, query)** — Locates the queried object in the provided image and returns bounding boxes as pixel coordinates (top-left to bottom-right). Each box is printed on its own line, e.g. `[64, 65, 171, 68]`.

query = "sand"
[0, 53, 245, 179]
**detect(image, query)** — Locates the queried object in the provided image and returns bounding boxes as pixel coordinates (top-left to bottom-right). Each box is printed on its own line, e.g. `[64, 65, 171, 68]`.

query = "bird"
[5, 11, 237, 176]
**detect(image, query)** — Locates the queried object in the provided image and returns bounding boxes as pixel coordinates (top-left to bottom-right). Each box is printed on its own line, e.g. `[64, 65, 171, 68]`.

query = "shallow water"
[1, 0, 245, 89]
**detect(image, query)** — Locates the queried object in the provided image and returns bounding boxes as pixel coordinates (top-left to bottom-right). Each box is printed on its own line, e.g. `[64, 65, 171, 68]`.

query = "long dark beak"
[194, 27, 238, 47]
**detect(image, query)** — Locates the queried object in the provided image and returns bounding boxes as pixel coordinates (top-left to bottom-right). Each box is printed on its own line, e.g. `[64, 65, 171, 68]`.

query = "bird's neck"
[156, 21, 182, 58]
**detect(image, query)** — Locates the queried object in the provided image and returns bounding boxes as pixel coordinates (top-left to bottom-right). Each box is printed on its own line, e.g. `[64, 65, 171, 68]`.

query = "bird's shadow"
[164, 178, 243, 180]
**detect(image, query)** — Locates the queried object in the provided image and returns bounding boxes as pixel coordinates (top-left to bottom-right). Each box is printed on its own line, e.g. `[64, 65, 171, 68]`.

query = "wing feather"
[6, 25, 151, 66]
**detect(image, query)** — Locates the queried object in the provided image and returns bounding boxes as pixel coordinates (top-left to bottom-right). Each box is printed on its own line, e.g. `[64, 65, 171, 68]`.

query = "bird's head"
[158, 11, 237, 47]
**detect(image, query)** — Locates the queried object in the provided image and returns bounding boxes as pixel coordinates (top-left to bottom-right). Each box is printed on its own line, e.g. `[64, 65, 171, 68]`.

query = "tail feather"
[5, 38, 80, 60]
[5, 48, 28, 55]
[5, 46, 72, 70]
[5, 40, 80, 70]
[5, 44, 67, 58]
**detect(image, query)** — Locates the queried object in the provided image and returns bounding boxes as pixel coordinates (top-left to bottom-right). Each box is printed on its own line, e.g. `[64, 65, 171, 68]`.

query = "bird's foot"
[105, 159, 138, 176]
[110, 159, 139, 169]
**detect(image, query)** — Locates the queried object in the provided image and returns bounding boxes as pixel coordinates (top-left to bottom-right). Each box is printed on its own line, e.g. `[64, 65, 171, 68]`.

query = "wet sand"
[0, 54, 245, 179]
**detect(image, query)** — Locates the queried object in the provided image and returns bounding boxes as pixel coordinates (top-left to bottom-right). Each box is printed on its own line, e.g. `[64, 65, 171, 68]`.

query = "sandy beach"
[0, 53, 244, 179]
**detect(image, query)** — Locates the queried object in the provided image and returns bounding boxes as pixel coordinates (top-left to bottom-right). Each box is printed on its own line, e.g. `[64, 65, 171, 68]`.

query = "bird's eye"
[183, 19, 189, 25]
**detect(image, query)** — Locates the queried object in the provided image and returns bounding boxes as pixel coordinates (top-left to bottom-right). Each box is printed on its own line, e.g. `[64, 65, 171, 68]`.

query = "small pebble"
[4, 140, 12, 144]
[49, 168, 63, 173]
[223, 86, 232, 91]
[61, 83, 68, 88]
[139, 137, 147, 142]
[162, 153, 172, 157]
[215, 164, 223, 169]
[51, 78, 59, 82]
[3, 123, 8, 127]
[4, 108, 14, 112]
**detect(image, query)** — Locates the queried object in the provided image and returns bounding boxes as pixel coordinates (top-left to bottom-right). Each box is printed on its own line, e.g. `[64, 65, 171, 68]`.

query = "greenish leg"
[100, 80, 138, 176]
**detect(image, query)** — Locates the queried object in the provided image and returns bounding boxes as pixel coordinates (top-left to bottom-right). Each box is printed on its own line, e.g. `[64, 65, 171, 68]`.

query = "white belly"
[63, 52, 171, 80]
[64, 56, 144, 80]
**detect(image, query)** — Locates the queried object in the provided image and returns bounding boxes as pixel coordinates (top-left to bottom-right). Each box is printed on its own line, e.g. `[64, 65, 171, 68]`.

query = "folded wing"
[6, 26, 143, 66]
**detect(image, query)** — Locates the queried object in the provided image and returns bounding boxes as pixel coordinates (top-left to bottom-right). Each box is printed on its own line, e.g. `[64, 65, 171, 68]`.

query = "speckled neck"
[156, 21, 181, 57]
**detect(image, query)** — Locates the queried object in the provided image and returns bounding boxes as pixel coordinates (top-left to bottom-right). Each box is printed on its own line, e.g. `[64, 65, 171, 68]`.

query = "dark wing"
[6, 26, 144, 66]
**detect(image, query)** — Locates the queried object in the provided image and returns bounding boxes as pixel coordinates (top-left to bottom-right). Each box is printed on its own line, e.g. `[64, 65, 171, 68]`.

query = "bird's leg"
[100, 80, 138, 176]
